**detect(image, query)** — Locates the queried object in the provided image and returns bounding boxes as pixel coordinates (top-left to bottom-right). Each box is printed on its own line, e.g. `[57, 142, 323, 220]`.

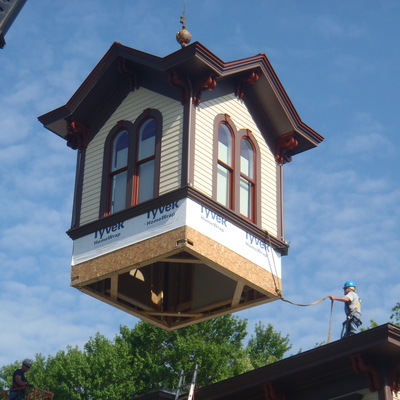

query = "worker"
[329, 281, 362, 338]
[9, 359, 33, 400]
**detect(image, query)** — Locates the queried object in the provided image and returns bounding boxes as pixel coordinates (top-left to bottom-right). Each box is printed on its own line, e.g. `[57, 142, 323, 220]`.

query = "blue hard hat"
[343, 281, 356, 289]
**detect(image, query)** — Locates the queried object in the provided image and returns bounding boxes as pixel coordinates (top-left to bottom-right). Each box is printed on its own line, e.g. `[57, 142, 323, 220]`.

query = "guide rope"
[264, 231, 334, 342]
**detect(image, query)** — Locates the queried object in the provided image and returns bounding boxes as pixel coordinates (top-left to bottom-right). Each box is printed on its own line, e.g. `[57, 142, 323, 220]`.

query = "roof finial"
[176, 0, 192, 48]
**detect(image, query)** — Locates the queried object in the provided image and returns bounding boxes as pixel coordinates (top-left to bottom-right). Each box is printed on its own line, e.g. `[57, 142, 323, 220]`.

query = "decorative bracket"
[193, 74, 217, 106]
[391, 359, 400, 393]
[262, 382, 286, 400]
[65, 118, 89, 150]
[275, 132, 298, 164]
[117, 58, 139, 92]
[236, 71, 259, 99]
[349, 353, 380, 392]
[168, 69, 190, 105]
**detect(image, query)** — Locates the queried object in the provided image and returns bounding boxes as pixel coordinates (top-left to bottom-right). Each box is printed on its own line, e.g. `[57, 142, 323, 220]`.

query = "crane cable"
[264, 231, 335, 343]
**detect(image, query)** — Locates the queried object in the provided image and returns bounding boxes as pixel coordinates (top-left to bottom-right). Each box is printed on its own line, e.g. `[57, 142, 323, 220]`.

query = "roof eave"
[194, 324, 400, 399]
[38, 41, 324, 152]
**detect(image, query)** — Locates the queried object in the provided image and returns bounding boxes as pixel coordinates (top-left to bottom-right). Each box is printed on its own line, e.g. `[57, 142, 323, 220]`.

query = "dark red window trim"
[100, 109, 162, 218]
[213, 114, 261, 225]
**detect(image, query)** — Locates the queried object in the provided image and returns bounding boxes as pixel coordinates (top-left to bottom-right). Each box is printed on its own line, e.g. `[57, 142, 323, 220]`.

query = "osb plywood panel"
[71, 226, 189, 284]
[196, 94, 278, 236]
[71, 225, 281, 296]
[184, 226, 280, 295]
[80, 88, 182, 225]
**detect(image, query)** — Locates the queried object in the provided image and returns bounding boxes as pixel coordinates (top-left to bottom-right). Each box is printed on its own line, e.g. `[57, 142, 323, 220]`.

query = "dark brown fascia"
[160, 42, 324, 150]
[38, 41, 323, 153]
[194, 324, 400, 400]
[161, 42, 324, 150]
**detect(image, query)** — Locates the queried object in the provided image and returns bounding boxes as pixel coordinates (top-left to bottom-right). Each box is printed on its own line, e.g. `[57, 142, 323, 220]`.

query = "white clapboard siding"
[196, 94, 278, 236]
[80, 88, 183, 225]
[158, 100, 183, 194]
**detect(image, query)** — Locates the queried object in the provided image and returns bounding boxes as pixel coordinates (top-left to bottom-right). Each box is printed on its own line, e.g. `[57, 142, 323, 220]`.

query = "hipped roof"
[38, 41, 323, 155]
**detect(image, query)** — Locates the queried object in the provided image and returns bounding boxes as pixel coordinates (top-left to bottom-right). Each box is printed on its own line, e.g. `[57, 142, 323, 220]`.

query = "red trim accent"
[262, 382, 286, 400]
[275, 132, 299, 164]
[168, 69, 190, 105]
[193, 74, 217, 106]
[66, 118, 89, 150]
[391, 359, 400, 393]
[349, 353, 381, 392]
[236, 71, 259, 99]
[39, 41, 324, 150]
[117, 57, 139, 91]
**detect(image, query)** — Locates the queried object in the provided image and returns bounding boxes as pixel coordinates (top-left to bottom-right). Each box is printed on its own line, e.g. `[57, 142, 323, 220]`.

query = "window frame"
[213, 114, 261, 225]
[216, 121, 235, 209]
[109, 128, 130, 214]
[239, 135, 256, 221]
[100, 109, 162, 217]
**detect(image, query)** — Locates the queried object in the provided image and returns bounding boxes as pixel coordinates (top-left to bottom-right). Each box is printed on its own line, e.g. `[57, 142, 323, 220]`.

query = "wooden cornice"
[275, 132, 299, 164]
[193, 74, 218, 106]
[167, 69, 190, 105]
[262, 382, 286, 400]
[117, 57, 139, 91]
[236, 71, 259, 100]
[65, 117, 89, 150]
[349, 353, 380, 392]
[391, 358, 400, 393]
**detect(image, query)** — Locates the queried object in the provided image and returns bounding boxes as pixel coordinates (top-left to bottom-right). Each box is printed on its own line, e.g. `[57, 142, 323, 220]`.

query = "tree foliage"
[247, 321, 291, 368]
[390, 302, 400, 325]
[361, 302, 400, 331]
[0, 315, 291, 399]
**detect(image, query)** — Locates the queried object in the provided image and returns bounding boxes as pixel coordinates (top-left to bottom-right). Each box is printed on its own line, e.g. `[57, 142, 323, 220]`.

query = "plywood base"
[71, 225, 281, 330]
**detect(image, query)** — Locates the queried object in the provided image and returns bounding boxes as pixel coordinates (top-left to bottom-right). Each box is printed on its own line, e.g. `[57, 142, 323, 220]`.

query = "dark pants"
[341, 314, 362, 338]
[9, 388, 25, 400]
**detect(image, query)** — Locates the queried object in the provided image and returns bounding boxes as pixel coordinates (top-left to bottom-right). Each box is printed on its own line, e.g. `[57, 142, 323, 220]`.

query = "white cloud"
[314, 15, 366, 39]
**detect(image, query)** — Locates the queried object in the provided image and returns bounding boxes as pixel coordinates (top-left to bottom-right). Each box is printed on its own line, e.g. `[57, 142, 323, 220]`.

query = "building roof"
[38, 41, 323, 157]
[191, 323, 400, 400]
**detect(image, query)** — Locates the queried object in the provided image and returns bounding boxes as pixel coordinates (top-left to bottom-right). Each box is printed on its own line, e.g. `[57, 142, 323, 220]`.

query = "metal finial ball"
[176, 29, 192, 47]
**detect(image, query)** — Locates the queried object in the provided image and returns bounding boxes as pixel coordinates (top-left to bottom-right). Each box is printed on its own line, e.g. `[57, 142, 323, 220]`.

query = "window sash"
[239, 176, 253, 218]
[240, 138, 254, 179]
[217, 164, 231, 207]
[110, 170, 127, 213]
[112, 130, 128, 171]
[137, 159, 155, 203]
[218, 123, 233, 166]
[138, 119, 156, 161]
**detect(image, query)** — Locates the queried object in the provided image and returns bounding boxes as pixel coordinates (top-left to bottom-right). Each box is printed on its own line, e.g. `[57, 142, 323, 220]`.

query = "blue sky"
[1, 0, 399, 366]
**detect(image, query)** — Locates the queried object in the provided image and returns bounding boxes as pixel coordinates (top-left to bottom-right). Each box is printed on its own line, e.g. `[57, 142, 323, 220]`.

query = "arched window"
[217, 123, 234, 208]
[213, 115, 259, 224]
[239, 137, 255, 220]
[109, 129, 129, 213]
[135, 118, 156, 203]
[101, 110, 162, 217]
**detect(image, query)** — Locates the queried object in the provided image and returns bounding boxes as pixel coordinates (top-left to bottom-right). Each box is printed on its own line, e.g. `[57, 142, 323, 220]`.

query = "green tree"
[361, 302, 400, 331]
[0, 315, 292, 400]
[120, 314, 253, 393]
[390, 302, 400, 326]
[44, 346, 89, 399]
[84, 333, 136, 400]
[246, 321, 292, 368]
[0, 361, 19, 391]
